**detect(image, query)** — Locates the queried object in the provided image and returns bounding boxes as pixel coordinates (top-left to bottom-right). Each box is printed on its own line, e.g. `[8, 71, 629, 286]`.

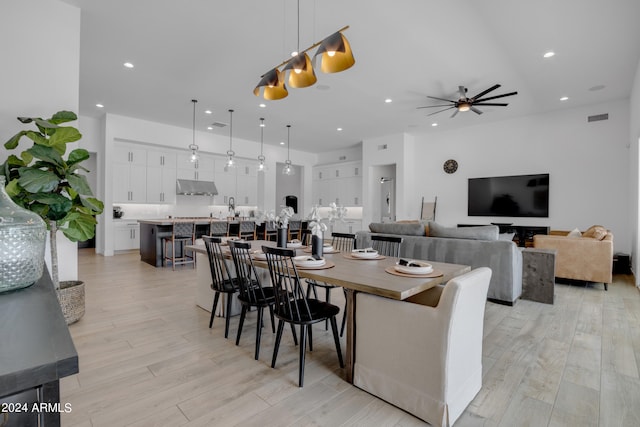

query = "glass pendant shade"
[253, 68, 289, 100]
[283, 53, 317, 88]
[188, 99, 199, 162]
[0, 177, 47, 293]
[314, 31, 355, 73]
[282, 160, 295, 176]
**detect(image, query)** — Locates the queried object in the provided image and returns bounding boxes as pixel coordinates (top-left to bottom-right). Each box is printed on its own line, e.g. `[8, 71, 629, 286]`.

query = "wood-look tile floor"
[61, 249, 640, 426]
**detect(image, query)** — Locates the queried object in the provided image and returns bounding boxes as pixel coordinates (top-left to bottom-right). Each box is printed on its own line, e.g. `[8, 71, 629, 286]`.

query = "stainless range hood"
[176, 179, 218, 196]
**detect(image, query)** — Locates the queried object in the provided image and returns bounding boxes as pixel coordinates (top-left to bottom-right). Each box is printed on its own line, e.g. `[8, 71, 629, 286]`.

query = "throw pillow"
[368, 222, 426, 236]
[428, 221, 499, 241]
[583, 225, 608, 240]
[567, 228, 582, 238]
[498, 232, 516, 241]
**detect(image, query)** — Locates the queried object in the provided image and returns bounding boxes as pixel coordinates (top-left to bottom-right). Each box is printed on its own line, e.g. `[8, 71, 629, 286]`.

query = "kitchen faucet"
[228, 197, 235, 214]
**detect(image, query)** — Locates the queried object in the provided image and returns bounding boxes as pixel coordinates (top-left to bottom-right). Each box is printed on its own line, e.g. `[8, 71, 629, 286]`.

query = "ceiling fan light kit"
[418, 84, 518, 118]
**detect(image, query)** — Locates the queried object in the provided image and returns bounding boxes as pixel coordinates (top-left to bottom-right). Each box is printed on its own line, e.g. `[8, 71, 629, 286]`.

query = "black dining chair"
[262, 245, 344, 387]
[228, 240, 276, 360]
[202, 236, 239, 338]
[306, 232, 356, 331]
[371, 234, 403, 257]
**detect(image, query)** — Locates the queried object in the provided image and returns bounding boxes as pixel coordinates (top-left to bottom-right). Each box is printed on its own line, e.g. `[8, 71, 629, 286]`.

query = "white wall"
[0, 0, 81, 282]
[407, 99, 630, 253]
[629, 57, 640, 284]
[316, 144, 363, 165]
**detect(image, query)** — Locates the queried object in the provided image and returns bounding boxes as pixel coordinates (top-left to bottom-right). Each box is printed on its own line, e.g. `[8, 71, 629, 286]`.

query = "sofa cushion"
[428, 222, 499, 241]
[583, 225, 608, 240]
[369, 222, 426, 236]
[567, 228, 582, 238]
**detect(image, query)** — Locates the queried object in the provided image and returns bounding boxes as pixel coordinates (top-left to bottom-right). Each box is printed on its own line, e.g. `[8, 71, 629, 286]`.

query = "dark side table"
[521, 248, 556, 304]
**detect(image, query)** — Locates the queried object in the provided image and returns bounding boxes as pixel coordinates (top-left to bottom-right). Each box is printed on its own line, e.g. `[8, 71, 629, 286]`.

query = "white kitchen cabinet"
[235, 162, 258, 205]
[113, 143, 147, 203]
[114, 221, 140, 251]
[214, 158, 237, 206]
[177, 153, 215, 181]
[146, 149, 177, 204]
[312, 161, 362, 206]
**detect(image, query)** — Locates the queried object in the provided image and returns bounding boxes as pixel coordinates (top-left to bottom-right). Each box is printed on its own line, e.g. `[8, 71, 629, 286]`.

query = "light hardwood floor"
[61, 249, 640, 426]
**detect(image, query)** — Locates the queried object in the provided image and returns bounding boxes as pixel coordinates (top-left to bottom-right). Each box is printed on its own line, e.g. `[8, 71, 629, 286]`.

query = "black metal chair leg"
[299, 324, 307, 387]
[255, 307, 264, 360]
[236, 305, 247, 345]
[209, 292, 220, 328]
[308, 324, 313, 351]
[268, 305, 276, 333]
[325, 287, 331, 330]
[340, 289, 347, 337]
[290, 323, 298, 346]
[272, 319, 285, 368]
[224, 293, 233, 338]
[330, 316, 345, 368]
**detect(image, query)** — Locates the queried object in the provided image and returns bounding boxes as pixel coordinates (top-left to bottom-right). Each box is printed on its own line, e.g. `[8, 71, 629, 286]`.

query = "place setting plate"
[287, 240, 303, 249]
[293, 255, 335, 270]
[303, 244, 339, 254]
[344, 248, 385, 260]
[385, 259, 443, 278]
[251, 250, 267, 260]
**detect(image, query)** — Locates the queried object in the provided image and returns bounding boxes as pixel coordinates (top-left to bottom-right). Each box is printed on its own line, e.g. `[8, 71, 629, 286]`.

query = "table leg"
[345, 288, 357, 384]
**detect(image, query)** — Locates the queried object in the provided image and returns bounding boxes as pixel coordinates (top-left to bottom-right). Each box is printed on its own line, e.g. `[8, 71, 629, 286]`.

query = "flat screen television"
[468, 173, 549, 217]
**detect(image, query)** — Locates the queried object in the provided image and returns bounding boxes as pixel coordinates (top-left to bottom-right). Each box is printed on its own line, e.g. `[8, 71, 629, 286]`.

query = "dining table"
[186, 239, 470, 383]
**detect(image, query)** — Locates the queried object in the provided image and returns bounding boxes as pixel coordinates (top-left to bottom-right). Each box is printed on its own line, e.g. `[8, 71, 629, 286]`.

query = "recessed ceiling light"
[431, 122, 438, 127]
[280, 141, 285, 145]
[560, 96, 569, 101]
[207, 126, 213, 130]
[543, 51, 555, 58]
[384, 98, 392, 103]
[123, 62, 134, 68]
[259, 103, 266, 108]
[337, 127, 343, 131]
[204, 110, 212, 114]
[95, 103, 104, 108]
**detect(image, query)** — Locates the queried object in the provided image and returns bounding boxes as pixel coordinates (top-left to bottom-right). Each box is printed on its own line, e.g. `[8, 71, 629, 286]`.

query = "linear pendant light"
[226, 109, 235, 168]
[188, 99, 199, 162]
[258, 117, 266, 172]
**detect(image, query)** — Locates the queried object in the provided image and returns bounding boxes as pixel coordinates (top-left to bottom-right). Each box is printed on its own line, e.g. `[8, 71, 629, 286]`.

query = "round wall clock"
[443, 159, 458, 174]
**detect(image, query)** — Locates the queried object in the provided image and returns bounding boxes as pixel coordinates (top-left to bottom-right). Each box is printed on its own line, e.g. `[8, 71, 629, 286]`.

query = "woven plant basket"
[57, 280, 85, 325]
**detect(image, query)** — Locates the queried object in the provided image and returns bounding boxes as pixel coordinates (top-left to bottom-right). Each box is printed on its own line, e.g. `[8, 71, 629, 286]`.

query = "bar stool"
[209, 220, 229, 237]
[288, 219, 302, 241]
[263, 221, 278, 241]
[238, 220, 256, 240]
[162, 222, 196, 270]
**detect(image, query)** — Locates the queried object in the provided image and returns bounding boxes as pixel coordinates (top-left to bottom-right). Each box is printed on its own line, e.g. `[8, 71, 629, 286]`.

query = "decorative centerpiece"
[308, 205, 328, 258]
[0, 176, 47, 293]
[1, 111, 104, 323]
[276, 206, 294, 248]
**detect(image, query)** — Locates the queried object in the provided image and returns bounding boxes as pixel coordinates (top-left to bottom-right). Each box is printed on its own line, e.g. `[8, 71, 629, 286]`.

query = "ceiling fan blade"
[426, 106, 455, 116]
[450, 109, 459, 118]
[427, 96, 456, 103]
[470, 106, 483, 115]
[417, 104, 456, 109]
[474, 91, 518, 102]
[470, 84, 500, 101]
[458, 86, 467, 98]
[472, 102, 509, 106]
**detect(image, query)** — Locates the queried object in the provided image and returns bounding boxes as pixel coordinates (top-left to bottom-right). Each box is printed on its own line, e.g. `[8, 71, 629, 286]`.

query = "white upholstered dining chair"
[353, 267, 492, 427]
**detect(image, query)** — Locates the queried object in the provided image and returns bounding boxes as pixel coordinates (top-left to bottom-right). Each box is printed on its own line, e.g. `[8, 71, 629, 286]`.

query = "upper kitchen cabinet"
[113, 142, 147, 203]
[176, 153, 215, 181]
[146, 149, 177, 204]
[311, 161, 362, 206]
[236, 161, 258, 206]
[214, 158, 236, 206]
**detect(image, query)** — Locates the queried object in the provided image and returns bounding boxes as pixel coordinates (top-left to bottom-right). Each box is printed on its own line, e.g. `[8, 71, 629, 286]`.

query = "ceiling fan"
[418, 84, 517, 118]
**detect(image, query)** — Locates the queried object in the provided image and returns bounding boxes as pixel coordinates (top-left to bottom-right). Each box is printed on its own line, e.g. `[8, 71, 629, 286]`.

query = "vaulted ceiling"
[65, 0, 640, 152]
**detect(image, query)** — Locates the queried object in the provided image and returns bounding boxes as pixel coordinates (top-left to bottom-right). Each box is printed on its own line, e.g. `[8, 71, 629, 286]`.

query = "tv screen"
[468, 174, 549, 217]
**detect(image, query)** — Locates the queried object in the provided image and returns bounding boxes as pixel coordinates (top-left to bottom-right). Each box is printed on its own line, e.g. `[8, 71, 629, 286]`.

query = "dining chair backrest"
[262, 245, 312, 323]
[331, 232, 356, 252]
[203, 236, 235, 292]
[371, 235, 403, 257]
[300, 229, 312, 246]
[209, 220, 228, 237]
[239, 220, 256, 240]
[288, 219, 302, 240]
[228, 240, 265, 305]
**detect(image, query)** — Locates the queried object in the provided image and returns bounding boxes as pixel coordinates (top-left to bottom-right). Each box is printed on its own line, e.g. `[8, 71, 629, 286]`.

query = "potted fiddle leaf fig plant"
[1, 110, 104, 324]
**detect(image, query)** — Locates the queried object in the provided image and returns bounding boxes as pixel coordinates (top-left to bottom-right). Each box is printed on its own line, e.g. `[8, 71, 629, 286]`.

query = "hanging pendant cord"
[229, 109, 234, 151]
[192, 100, 197, 145]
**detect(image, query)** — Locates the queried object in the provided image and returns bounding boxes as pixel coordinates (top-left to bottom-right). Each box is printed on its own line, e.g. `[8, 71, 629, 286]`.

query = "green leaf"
[4, 154, 27, 168]
[49, 126, 81, 146]
[67, 148, 90, 167]
[34, 118, 59, 129]
[81, 197, 104, 214]
[5, 178, 22, 197]
[49, 111, 77, 125]
[27, 144, 65, 167]
[25, 130, 48, 145]
[60, 212, 96, 242]
[17, 116, 35, 124]
[4, 130, 27, 149]
[32, 193, 72, 221]
[20, 151, 33, 165]
[66, 174, 92, 196]
[17, 168, 59, 193]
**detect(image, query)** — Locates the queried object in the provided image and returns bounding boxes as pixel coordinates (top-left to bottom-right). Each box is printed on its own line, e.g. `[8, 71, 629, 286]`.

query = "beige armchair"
[533, 228, 613, 290]
[353, 268, 492, 427]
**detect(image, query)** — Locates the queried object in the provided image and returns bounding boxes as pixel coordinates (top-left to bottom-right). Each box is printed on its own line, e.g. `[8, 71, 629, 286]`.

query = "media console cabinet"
[458, 224, 550, 247]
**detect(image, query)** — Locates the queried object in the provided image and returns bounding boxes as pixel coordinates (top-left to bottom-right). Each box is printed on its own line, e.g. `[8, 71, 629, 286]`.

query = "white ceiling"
[65, 0, 640, 153]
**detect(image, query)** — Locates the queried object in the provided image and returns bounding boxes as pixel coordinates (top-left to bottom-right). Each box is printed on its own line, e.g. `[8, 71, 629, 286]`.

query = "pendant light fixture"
[253, 0, 354, 101]
[188, 99, 199, 162]
[257, 118, 266, 172]
[282, 124, 295, 176]
[226, 109, 235, 168]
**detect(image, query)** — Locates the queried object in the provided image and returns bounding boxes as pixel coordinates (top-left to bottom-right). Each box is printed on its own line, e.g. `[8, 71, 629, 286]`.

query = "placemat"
[295, 260, 336, 270]
[384, 266, 443, 278]
[342, 253, 386, 261]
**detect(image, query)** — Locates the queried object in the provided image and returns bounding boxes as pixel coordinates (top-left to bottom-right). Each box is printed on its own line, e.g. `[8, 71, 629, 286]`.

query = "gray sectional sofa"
[356, 221, 522, 305]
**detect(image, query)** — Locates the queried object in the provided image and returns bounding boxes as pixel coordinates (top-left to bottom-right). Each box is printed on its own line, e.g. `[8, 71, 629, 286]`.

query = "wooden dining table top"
[186, 240, 470, 301]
